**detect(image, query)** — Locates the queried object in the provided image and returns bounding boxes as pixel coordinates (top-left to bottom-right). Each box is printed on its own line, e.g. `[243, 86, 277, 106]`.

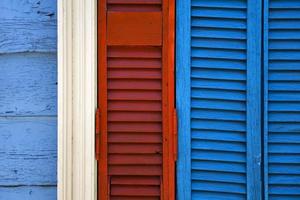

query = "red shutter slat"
[107, 0, 162, 4]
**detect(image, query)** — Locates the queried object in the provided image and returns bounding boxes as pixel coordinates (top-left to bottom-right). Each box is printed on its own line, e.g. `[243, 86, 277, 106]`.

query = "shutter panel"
[264, 0, 300, 199]
[98, 0, 175, 199]
[176, 0, 262, 199]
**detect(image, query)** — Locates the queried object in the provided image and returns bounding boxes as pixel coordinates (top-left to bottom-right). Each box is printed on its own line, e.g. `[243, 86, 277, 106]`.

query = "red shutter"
[97, 0, 175, 199]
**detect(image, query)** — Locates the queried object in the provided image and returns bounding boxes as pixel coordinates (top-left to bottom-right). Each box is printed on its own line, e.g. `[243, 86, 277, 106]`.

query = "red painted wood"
[107, 0, 162, 4]
[98, 0, 175, 199]
[107, 12, 162, 45]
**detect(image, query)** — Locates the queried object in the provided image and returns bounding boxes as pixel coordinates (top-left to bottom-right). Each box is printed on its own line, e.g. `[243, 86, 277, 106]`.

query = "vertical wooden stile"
[98, 0, 108, 199]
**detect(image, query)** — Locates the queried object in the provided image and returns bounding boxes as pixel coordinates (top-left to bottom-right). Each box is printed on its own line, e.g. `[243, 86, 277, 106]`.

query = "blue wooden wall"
[0, 0, 57, 199]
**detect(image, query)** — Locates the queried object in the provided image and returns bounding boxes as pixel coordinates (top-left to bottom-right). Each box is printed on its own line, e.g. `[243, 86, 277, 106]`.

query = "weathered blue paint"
[0, 0, 57, 53]
[264, 0, 300, 199]
[176, 0, 263, 199]
[0, 0, 57, 199]
[0, 118, 57, 186]
[0, 53, 57, 116]
[176, 0, 191, 199]
[0, 186, 56, 200]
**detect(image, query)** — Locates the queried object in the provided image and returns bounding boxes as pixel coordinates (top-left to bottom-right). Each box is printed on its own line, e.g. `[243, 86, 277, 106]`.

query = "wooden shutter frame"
[98, 0, 108, 198]
[263, 0, 300, 199]
[97, 0, 175, 199]
[176, 0, 262, 199]
[162, 0, 176, 199]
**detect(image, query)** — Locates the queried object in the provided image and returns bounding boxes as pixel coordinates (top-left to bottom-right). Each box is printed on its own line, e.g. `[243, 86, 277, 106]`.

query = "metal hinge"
[95, 108, 101, 161]
[173, 108, 178, 161]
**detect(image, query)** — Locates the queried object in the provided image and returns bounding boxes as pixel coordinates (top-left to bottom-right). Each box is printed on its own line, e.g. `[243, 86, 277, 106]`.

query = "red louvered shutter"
[97, 0, 175, 199]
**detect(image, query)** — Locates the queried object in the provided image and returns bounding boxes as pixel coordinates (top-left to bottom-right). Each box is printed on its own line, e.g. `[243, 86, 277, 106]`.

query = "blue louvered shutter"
[177, 0, 262, 199]
[264, 0, 300, 199]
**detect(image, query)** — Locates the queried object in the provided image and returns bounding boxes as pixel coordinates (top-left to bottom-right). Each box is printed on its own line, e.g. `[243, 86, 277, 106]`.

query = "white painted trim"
[58, 0, 97, 199]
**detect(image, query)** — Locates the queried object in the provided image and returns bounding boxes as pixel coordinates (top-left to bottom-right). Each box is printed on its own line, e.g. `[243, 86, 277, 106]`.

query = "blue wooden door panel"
[177, 0, 262, 199]
[264, 0, 300, 199]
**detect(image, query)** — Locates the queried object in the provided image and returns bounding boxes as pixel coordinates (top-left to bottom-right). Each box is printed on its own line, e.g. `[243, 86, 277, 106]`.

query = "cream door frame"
[58, 0, 98, 199]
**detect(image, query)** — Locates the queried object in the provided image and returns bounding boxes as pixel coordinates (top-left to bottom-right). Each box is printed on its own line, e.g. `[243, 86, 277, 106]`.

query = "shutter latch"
[95, 108, 101, 161]
[173, 108, 178, 161]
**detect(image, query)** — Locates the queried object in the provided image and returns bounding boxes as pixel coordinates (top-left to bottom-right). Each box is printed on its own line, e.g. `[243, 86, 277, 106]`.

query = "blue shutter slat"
[265, 1, 300, 199]
[269, 41, 300, 49]
[270, 0, 300, 9]
[177, 0, 262, 199]
[192, 28, 247, 39]
[192, 79, 246, 91]
[191, 8, 247, 19]
[192, 18, 247, 30]
[192, 191, 245, 200]
[269, 30, 300, 39]
[270, 21, 300, 29]
[269, 60, 300, 70]
[192, 58, 246, 70]
[192, 130, 246, 142]
[191, 109, 246, 121]
[269, 92, 300, 101]
[269, 10, 300, 19]
[192, 150, 246, 162]
[269, 134, 300, 144]
[191, 69, 246, 81]
[191, 0, 247, 9]
[192, 38, 247, 49]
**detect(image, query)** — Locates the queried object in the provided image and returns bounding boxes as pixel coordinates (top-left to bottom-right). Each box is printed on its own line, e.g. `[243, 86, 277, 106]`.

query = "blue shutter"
[177, 0, 262, 199]
[264, 0, 300, 199]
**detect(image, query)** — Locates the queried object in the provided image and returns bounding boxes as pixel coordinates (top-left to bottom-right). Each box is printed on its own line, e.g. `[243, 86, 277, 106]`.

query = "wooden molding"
[58, 0, 97, 200]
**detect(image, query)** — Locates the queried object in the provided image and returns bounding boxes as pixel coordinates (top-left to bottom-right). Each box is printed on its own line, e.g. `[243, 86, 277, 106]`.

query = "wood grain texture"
[107, 12, 162, 45]
[177, 0, 264, 199]
[0, 186, 56, 200]
[264, 1, 300, 199]
[99, 0, 175, 199]
[0, 0, 57, 53]
[0, 0, 57, 198]
[176, 0, 191, 199]
[246, 1, 262, 199]
[0, 53, 57, 116]
[0, 118, 57, 186]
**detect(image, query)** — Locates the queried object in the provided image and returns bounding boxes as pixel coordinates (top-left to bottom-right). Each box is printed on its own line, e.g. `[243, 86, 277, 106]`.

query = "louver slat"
[264, 1, 300, 199]
[98, 0, 175, 199]
[177, 0, 262, 199]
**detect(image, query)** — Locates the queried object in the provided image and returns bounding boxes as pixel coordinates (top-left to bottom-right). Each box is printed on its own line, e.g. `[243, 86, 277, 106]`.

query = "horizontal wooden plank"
[0, 186, 56, 200]
[0, 0, 57, 53]
[0, 53, 57, 116]
[0, 117, 57, 185]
